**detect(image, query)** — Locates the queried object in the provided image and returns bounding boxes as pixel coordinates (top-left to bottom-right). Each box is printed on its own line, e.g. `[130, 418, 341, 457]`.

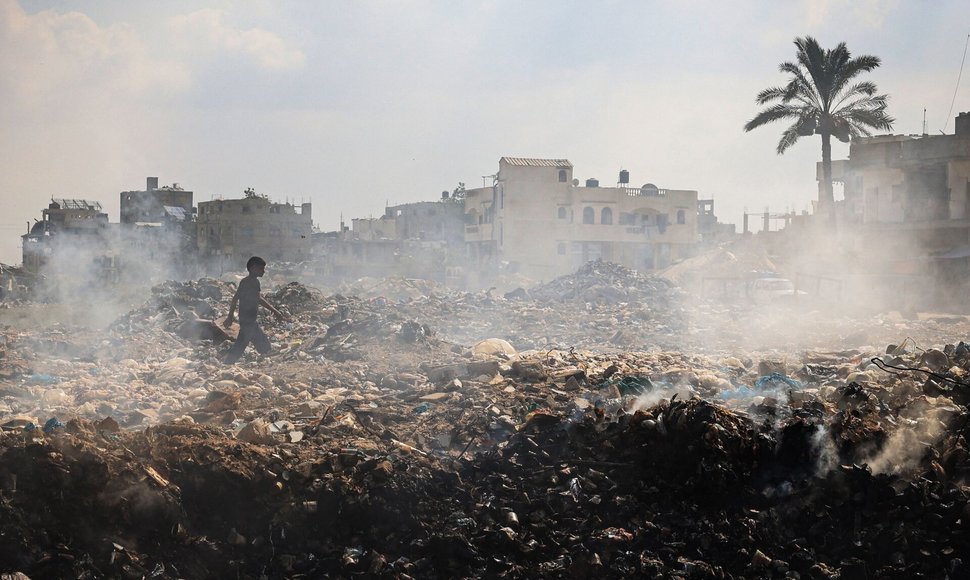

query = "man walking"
[223, 256, 284, 363]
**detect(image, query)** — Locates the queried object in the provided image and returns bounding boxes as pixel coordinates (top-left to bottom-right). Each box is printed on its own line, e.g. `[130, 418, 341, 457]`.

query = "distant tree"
[452, 182, 466, 201]
[744, 36, 894, 210]
[244, 187, 268, 200]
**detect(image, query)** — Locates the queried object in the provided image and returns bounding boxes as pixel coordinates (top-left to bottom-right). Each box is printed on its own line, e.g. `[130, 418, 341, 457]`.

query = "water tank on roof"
[619, 169, 629, 184]
[586, 178, 599, 188]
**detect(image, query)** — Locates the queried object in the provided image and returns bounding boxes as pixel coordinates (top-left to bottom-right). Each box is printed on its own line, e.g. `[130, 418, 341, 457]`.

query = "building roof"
[500, 157, 572, 168]
[164, 206, 187, 220]
[52, 198, 102, 211]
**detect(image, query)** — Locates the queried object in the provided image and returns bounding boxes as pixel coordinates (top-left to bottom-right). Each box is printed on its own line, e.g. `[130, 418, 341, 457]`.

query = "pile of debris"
[528, 260, 685, 306]
[2, 264, 970, 577]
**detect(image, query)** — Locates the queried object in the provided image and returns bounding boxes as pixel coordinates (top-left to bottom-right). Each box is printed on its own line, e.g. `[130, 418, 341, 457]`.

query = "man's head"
[246, 256, 266, 276]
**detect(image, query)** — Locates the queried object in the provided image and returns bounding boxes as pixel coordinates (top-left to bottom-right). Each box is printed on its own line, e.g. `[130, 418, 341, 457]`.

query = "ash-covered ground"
[1, 261, 968, 579]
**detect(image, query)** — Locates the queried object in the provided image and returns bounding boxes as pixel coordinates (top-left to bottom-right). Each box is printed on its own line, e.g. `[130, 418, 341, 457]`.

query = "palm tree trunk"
[820, 131, 834, 210]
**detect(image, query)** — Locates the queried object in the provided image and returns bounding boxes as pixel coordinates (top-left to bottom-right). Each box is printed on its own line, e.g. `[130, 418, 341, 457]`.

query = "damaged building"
[464, 157, 701, 280]
[826, 111, 970, 307]
[119, 177, 198, 274]
[20, 199, 115, 277]
[120, 177, 194, 226]
[319, 198, 466, 282]
[196, 190, 312, 269]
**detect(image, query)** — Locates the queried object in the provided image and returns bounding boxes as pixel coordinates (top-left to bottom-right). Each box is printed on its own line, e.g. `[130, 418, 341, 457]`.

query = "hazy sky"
[1, 0, 968, 265]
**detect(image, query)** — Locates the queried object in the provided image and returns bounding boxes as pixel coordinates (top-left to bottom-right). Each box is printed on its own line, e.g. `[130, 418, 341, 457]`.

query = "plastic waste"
[754, 373, 803, 390]
[43, 417, 65, 434]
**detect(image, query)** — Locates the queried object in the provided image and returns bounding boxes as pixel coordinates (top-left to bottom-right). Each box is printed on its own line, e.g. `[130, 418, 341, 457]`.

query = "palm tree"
[744, 36, 894, 210]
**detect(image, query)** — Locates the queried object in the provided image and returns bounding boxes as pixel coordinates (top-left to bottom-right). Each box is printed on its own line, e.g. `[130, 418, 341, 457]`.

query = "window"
[558, 207, 567, 219]
[601, 207, 613, 225]
[558, 242, 566, 255]
[677, 210, 686, 224]
[657, 214, 669, 233]
[242, 205, 251, 213]
[558, 170, 567, 182]
[583, 207, 595, 224]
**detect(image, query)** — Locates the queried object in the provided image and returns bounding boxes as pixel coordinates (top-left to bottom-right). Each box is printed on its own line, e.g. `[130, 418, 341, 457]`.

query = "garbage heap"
[0, 270, 969, 578]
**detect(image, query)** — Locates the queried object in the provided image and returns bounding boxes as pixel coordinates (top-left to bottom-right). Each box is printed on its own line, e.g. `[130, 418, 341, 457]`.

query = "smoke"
[31, 222, 198, 328]
[629, 383, 695, 413]
[810, 424, 839, 476]
[865, 412, 949, 475]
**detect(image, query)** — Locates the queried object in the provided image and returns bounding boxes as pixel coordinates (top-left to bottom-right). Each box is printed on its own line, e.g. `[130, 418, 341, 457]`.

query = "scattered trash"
[1, 265, 969, 578]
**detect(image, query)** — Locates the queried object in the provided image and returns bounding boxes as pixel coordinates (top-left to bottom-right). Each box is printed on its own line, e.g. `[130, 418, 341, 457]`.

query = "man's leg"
[251, 325, 271, 356]
[224, 325, 253, 363]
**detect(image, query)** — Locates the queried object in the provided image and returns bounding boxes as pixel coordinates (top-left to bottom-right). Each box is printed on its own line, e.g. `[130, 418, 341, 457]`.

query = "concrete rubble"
[0, 261, 969, 578]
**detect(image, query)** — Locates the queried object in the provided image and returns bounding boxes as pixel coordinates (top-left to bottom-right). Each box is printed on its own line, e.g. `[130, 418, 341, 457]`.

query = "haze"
[0, 0, 967, 265]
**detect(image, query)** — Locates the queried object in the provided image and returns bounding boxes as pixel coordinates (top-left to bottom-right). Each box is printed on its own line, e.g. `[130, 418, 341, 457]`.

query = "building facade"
[196, 192, 313, 267]
[120, 177, 194, 225]
[464, 157, 700, 279]
[319, 198, 466, 282]
[818, 112, 970, 309]
[21, 199, 112, 274]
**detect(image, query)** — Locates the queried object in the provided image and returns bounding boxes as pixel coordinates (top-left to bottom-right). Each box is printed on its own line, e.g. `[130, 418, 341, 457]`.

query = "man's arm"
[259, 295, 285, 320]
[224, 286, 240, 328]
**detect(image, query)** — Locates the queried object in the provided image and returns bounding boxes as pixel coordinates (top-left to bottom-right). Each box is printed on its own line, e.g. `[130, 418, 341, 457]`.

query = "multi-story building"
[811, 112, 970, 308]
[320, 198, 466, 281]
[196, 191, 313, 267]
[119, 177, 197, 271]
[21, 199, 112, 274]
[463, 157, 699, 280]
[120, 177, 193, 225]
[838, 112, 970, 231]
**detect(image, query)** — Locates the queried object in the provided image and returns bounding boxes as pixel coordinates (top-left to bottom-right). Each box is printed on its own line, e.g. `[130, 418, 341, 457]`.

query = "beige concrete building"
[196, 192, 312, 267]
[832, 112, 970, 251]
[464, 157, 699, 279]
[319, 198, 466, 282]
[812, 112, 970, 309]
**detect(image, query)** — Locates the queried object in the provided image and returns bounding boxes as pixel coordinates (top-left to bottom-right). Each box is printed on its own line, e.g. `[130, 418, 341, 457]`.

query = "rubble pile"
[2, 265, 970, 577]
[337, 276, 449, 302]
[528, 260, 685, 308]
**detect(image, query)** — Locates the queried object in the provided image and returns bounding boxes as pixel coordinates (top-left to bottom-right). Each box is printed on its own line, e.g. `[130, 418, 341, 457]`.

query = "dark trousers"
[224, 322, 270, 363]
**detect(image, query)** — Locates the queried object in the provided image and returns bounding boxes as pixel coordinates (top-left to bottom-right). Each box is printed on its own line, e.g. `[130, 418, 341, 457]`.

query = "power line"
[942, 28, 970, 133]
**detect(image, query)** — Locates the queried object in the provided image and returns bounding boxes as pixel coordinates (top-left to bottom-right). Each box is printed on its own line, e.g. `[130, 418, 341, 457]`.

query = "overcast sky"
[1, 0, 968, 265]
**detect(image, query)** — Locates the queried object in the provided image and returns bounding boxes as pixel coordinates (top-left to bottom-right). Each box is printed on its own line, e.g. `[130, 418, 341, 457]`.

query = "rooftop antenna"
[941, 28, 970, 133]
[923, 108, 928, 136]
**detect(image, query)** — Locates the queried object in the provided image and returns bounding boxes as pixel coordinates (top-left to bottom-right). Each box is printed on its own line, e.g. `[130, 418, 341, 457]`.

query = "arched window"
[601, 207, 613, 225]
[558, 169, 567, 182]
[557, 207, 567, 219]
[582, 207, 595, 224]
[677, 209, 686, 224]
